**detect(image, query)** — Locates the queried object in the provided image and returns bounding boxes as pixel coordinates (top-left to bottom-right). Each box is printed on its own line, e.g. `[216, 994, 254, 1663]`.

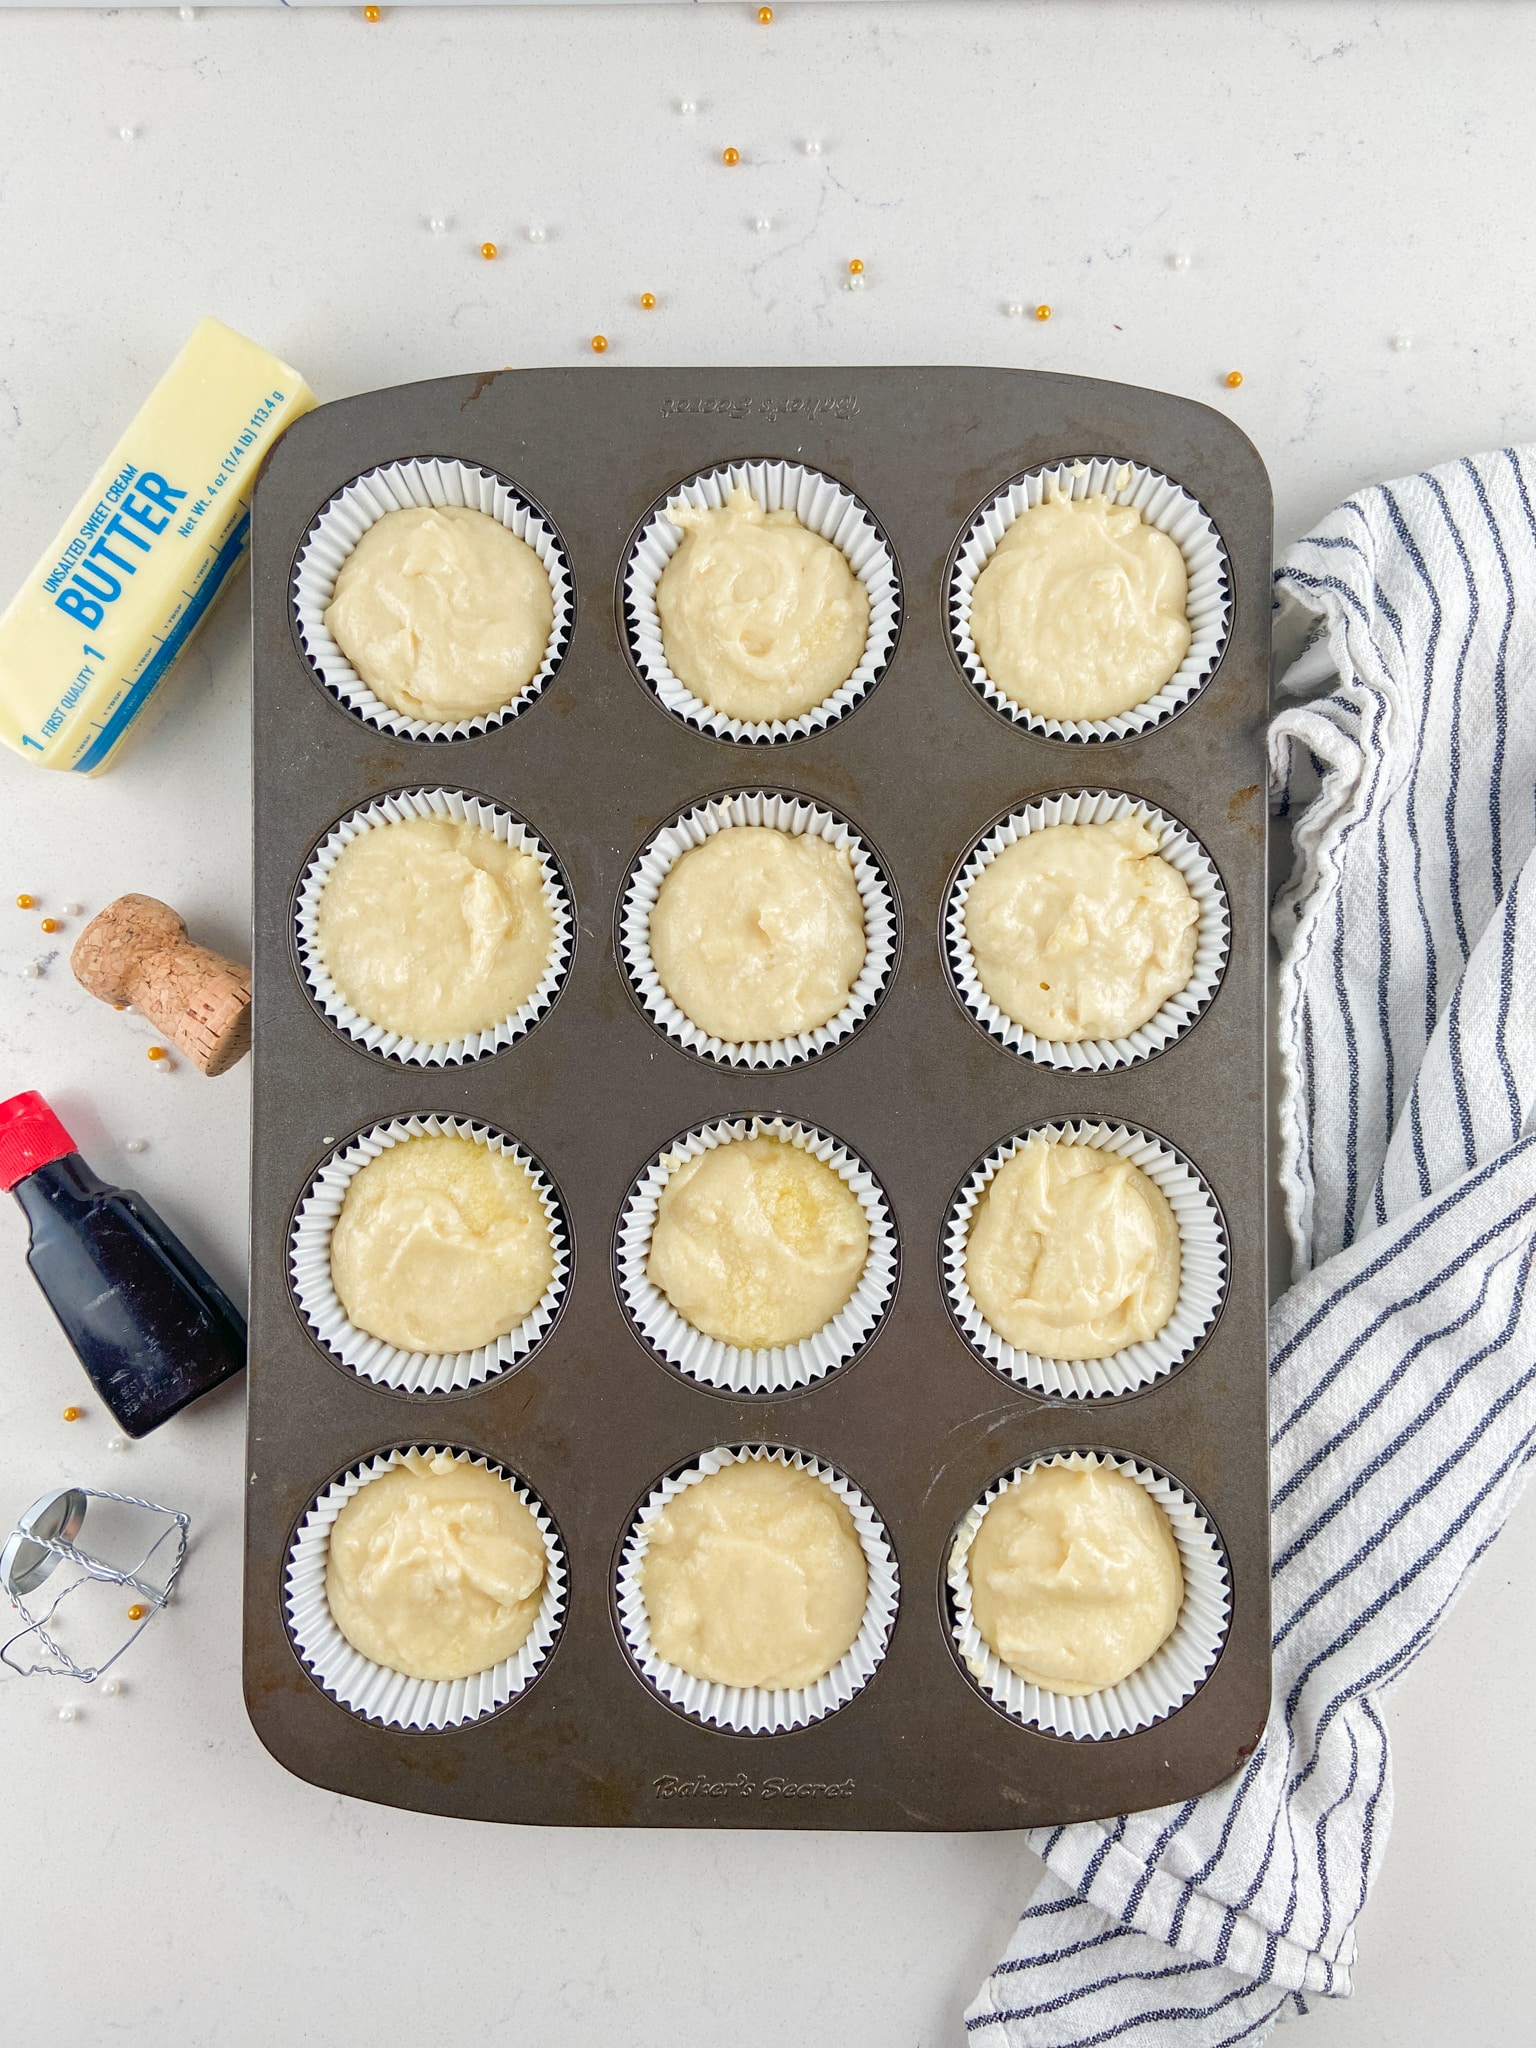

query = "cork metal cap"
[0, 1090, 77, 1193]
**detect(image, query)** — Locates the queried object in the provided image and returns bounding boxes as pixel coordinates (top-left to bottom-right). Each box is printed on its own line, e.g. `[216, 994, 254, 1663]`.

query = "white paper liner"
[621, 461, 901, 743]
[291, 457, 574, 741]
[289, 1116, 570, 1394]
[947, 1450, 1229, 1740]
[943, 1120, 1227, 1399]
[616, 1444, 899, 1733]
[618, 790, 899, 1068]
[615, 1116, 898, 1394]
[944, 790, 1229, 1071]
[947, 457, 1232, 742]
[285, 1447, 567, 1731]
[293, 786, 573, 1066]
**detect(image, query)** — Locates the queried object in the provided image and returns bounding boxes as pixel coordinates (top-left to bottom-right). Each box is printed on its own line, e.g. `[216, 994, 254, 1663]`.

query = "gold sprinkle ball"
[1225, 369, 1244, 388]
[639, 292, 656, 310]
[15, 893, 35, 909]
[363, 3, 380, 17]
[758, 4, 774, 20]
[480, 241, 498, 261]
[39, 916, 60, 933]
[127, 1604, 146, 1622]
[591, 334, 609, 354]
[1035, 304, 1052, 321]
[147, 1045, 168, 1062]
[722, 147, 740, 167]
[61, 1406, 81, 1422]
[848, 258, 865, 276]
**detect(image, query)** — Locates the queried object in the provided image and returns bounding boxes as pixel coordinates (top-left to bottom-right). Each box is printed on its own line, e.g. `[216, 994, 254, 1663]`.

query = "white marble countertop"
[2, 6, 1533, 2043]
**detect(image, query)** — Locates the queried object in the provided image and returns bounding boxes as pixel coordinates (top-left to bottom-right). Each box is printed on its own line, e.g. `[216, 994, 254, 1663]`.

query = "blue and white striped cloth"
[966, 446, 1536, 2046]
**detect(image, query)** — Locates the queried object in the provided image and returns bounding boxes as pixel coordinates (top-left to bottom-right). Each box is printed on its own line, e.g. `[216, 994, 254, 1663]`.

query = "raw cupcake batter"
[640, 1457, 867, 1690]
[964, 815, 1200, 1041]
[965, 1459, 1183, 1695]
[325, 1450, 547, 1682]
[649, 825, 867, 1043]
[324, 504, 554, 723]
[965, 1135, 1181, 1359]
[646, 1134, 869, 1349]
[329, 1132, 554, 1355]
[969, 492, 1191, 721]
[655, 485, 870, 723]
[314, 813, 555, 1044]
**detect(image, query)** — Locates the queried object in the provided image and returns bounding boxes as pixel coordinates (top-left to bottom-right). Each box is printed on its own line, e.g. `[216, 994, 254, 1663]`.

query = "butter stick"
[0, 317, 314, 775]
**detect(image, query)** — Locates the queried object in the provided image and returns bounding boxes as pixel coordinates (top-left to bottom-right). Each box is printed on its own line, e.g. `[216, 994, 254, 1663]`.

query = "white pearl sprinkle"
[428, 216, 448, 234]
[124, 1139, 147, 1154]
[802, 138, 821, 156]
[526, 225, 547, 244]
[106, 1437, 128, 1454]
[1169, 251, 1192, 271]
[676, 98, 698, 116]
[179, 5, 198, 18]
[1006, 301, 1026, 318]
[845, 274, 866, 292]
[755, 217, 772, 234]
[21, 962, 41, 979]
[1392, 333, 1413, 352]
[100, 1676, 124, 1697]
[119, 125, 138, 143]
[156, 1058, 174, 1074]
[63, 901, 84, 916]
[58, 1702, 79, 1723]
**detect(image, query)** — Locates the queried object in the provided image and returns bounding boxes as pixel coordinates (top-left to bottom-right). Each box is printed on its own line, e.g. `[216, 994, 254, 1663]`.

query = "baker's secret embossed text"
[658, 393, 859, 424]
[652, 1772, 855, 1800]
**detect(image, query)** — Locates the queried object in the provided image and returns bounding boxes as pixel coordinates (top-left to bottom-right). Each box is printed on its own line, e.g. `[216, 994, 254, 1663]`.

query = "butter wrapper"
[0, 317, 314, 774]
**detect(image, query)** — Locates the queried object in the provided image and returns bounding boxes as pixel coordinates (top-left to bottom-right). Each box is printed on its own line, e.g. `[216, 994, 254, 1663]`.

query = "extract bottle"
[0, 1089, 245, 1436]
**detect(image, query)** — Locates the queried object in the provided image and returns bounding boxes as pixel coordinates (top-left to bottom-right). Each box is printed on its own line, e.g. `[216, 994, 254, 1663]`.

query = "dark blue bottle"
[0, 1090, 245, 1437]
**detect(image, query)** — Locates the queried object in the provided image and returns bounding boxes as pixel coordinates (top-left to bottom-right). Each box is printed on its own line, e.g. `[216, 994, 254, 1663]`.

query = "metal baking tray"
[244, 365, 1271, 1830]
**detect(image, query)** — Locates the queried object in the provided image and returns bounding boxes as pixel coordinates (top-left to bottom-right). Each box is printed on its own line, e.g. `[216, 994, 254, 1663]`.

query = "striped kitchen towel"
[966, 446, 1536, 2046]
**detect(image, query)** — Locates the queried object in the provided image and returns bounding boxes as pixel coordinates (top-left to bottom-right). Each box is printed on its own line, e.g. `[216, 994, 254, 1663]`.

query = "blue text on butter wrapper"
[51, 473, 187, 628]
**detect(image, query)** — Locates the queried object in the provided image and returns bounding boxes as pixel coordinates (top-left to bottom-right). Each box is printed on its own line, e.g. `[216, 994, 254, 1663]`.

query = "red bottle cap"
[0, 1091, 78, 1193]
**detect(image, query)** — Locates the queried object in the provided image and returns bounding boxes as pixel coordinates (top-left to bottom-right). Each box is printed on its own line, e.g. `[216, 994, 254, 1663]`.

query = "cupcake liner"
[618, 789, 899, 1068]
[291, 457, 574, 741]
[285, 1446, 567, 1731]
[943, 1120, 1227, 1399]
[946, 457, 1231, 742]
[289, 1116, 571, 1394]
[621, 461, 901, 743]
[947, 1450, 1230, 1740]
[293, 786, 573, 1066]
[943, 789, 1229, 1071]
[616, 1444, 899, 1733]
[615, 1115, 898, 1394]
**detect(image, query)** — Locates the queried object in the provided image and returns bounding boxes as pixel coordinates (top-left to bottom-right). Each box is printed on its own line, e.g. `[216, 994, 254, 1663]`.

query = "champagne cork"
[71, 895, 252, 1076]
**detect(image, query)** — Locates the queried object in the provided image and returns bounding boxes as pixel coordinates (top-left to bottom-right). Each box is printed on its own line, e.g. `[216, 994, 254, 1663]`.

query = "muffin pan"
[246, 365, 1271, 1830]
